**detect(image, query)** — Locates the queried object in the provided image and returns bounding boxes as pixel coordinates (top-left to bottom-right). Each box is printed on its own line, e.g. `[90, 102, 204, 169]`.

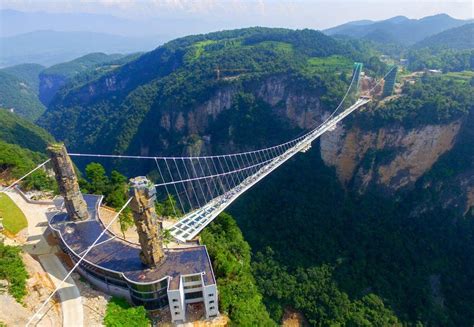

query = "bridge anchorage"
[6, 63, 393, 325]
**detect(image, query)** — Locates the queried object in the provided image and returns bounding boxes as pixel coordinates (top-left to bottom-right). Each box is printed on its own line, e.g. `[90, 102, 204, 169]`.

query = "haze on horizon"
[1, 0, 473, 38]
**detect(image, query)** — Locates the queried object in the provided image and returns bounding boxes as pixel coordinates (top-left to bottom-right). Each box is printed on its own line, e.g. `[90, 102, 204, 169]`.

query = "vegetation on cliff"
[229, 142, 474, 326]
[201, 213, 275, 326]
[0, 110, 55, 190]
[360, 74, 473, 129]
[0, 109, 54, 152]
[104, 297, 150, 327]
[0, 71, 45, 121]
[0, 242, 28, 302]
[254, 248, 401, 325]
[1, 63, 44, 92]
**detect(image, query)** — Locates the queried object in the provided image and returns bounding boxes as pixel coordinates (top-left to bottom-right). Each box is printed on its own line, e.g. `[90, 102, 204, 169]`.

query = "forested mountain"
[0, 109, 55, 190]
[324, 14, 472, 45]
[414, 23, 474, 50]
[0, 109, 53, 152]
[38, 52, 140, 105]
[0, 70, 45, 120]
[1, 63, 44, 91]
[33, 27, 474, 325]
[38, 27, 383, 161]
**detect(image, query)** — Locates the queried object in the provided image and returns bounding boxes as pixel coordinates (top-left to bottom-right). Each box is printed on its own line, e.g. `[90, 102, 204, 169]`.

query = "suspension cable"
[0, 159, 51, 194]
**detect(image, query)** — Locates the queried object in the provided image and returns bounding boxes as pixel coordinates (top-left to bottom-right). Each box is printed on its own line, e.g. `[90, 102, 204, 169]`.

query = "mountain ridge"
[324, 13, 472, 45]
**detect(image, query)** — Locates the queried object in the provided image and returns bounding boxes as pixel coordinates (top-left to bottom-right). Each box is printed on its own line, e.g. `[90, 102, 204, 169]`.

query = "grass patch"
[253, 41, 294, 54]
[188, 40, 218, 62]
[305, 55, 353, 74]
[443, 70, 474, 82]
[0, 193, 27, 235]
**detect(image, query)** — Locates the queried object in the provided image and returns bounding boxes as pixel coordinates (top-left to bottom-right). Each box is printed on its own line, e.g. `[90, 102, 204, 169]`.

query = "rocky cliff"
[38, 74, 67, 106]
[319, 113, 474, 216]
[320, 120, 461, 192]
[130, 74, 329, 159]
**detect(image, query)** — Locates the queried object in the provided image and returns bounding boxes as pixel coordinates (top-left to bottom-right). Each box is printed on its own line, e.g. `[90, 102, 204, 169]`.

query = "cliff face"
[158, 76, 325, 137]
[144, 75, 326, 157]
[320, 121, 462, 193]
[39, 74, 67, 106]
[319, 117, 474, 217]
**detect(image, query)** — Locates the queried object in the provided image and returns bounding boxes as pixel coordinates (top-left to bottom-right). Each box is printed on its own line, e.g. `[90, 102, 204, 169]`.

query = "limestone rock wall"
[320, 120, 462, 193]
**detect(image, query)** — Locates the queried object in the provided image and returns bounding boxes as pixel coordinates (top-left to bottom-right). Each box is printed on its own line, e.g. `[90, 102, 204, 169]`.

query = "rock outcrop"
[47, 143, 89, 221]
[129, 176, 164, 266]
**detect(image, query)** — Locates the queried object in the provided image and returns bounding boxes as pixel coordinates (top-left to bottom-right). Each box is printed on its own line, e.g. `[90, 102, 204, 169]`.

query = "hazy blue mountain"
[414, 23, 474, 50]
[321, 19, 374, 36]
[0, 9, 148, 37]
[0, 9, 217, 40]
[324, 14, 472, 45]
[0, 30, 159, 67]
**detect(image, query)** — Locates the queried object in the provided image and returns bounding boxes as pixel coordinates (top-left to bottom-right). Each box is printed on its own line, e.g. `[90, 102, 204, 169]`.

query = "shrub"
[104, 297, 150, 327]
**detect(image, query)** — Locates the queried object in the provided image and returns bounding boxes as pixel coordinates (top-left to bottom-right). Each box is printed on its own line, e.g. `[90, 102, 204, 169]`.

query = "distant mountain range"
[0, 30, 158, 67]
[324, 14, 473, 45]
[414, 23, 474, 50]
[0, 9, 157, 37]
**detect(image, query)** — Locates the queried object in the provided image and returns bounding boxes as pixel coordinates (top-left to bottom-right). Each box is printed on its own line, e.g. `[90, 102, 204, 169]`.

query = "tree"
[118, 209, 134, 238]
[0, 242, 28, 302]
[201, 213, 275, 326]
[104, 297, 150, 327]
[161, 229, 173, 249]
[85, 162, 109, 195]
[155, 194, 182, 219]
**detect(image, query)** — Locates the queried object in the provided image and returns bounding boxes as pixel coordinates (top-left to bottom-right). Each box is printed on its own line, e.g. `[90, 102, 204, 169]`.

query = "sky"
[1, 0, 473, 31]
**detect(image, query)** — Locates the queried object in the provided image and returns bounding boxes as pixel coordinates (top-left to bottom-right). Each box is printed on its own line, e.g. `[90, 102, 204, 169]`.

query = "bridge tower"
[382, 65, 398, 97]
[47, 143, 89, 221]
[129, 176, 165, 266]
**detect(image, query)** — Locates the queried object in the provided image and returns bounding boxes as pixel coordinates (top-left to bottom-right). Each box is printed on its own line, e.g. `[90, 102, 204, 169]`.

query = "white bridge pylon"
[67, 64, 394, 243]
[168, 97, 370, 242]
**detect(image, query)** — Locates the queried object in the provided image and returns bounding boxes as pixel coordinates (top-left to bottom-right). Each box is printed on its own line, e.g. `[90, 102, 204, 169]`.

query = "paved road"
[39, 254, 84, 327]
[5, 191, 84, 327]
